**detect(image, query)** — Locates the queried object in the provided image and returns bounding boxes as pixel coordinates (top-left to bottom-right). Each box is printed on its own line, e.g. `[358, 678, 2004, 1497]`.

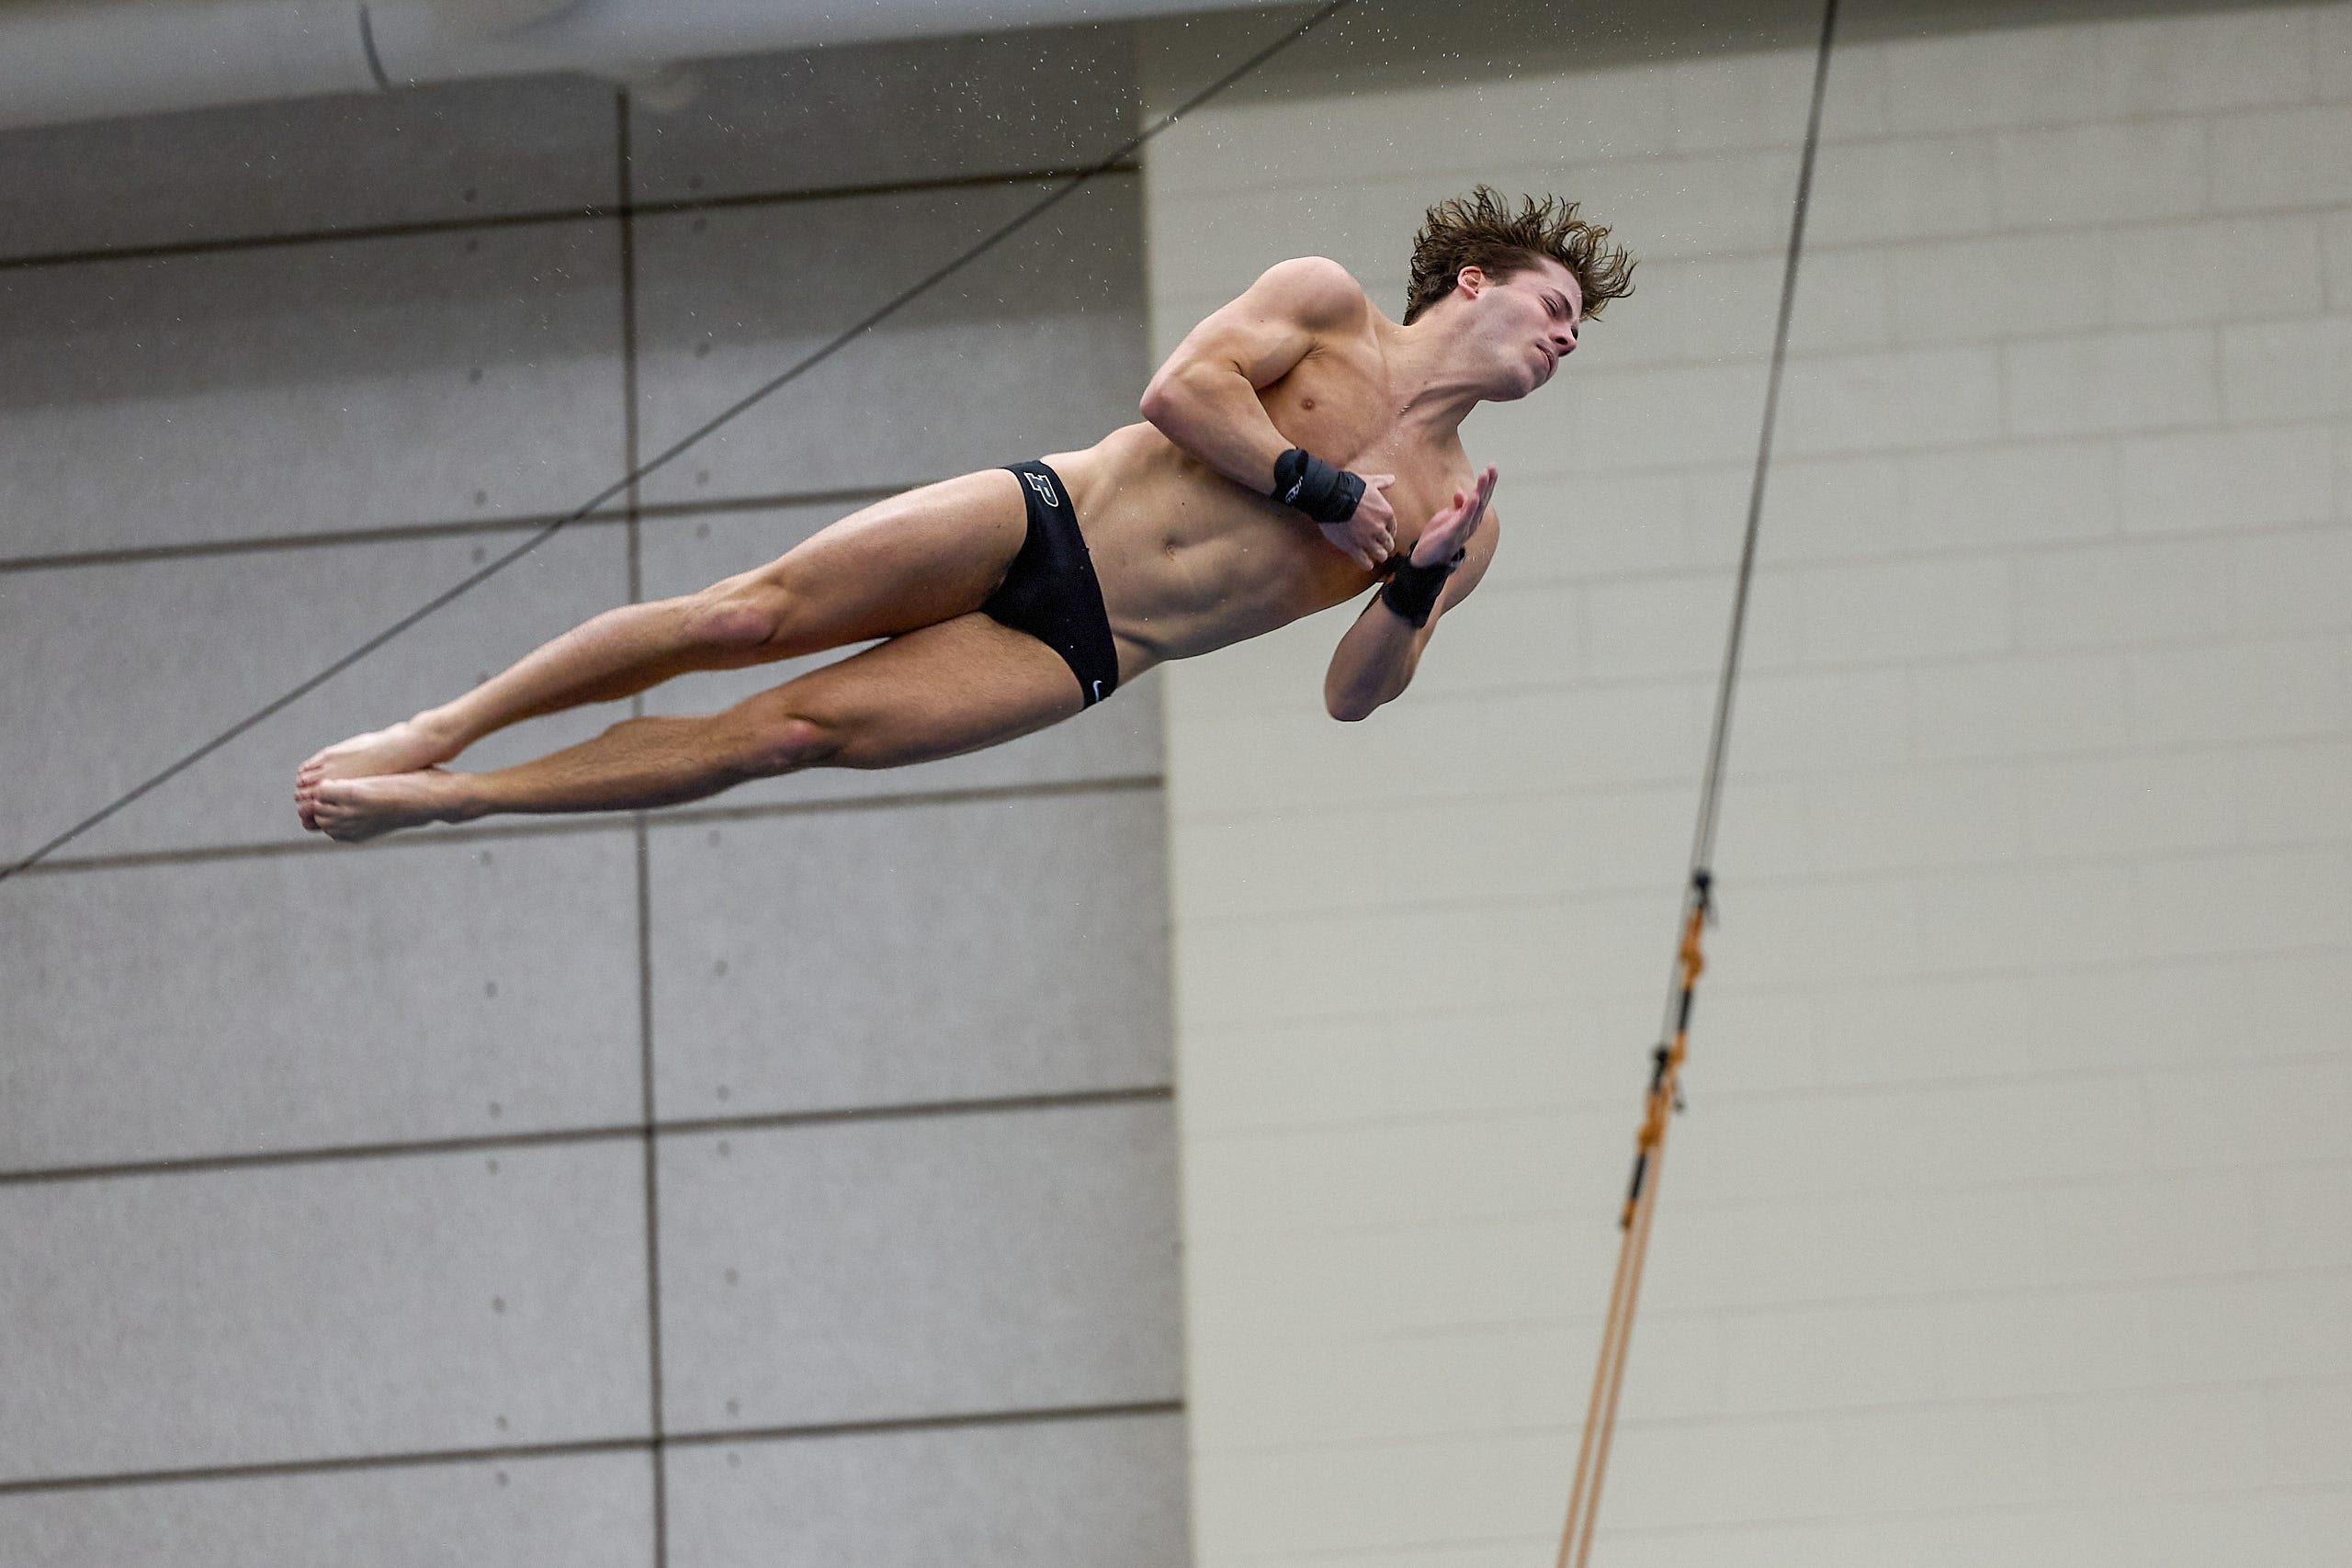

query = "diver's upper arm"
[1144, 256, 1368, 404]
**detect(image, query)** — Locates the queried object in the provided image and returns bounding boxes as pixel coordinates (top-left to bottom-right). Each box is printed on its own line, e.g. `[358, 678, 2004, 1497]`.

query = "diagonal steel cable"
[1667, 0, 1842, 1028]
[2, 0, 1356, 885]
[1561, 6, 1841, 1564]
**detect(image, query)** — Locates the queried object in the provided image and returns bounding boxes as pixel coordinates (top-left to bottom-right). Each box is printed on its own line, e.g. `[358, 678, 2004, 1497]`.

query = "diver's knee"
[735, 711, 842, 776]
[683, 579, 794, 653]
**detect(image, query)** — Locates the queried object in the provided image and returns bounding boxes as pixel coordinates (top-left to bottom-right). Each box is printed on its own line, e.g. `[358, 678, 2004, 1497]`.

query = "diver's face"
[1511, 259, 1583, 390]
[1467, 258, 1582, 396]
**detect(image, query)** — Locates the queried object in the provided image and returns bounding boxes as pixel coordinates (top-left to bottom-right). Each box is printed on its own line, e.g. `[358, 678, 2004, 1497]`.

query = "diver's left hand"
[1411, 465, 1497, 568]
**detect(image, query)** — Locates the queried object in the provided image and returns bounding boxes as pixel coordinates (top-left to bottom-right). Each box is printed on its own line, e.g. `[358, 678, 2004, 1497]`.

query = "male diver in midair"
[296, 187, 1634, 840]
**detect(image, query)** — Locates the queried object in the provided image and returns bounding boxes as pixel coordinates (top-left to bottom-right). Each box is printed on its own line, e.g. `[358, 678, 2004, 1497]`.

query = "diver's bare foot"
[308, 770, 471, 843]
[297, 716, 459, 829]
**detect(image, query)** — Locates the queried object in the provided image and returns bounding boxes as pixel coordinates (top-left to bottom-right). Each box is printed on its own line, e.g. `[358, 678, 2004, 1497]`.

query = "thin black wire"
[1663, 0, 1840, 1033]
[0, 0, 1355, 886]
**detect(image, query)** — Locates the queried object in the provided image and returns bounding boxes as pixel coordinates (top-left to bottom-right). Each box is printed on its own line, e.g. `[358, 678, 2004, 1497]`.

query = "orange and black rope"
[1556, 872, 1707, 1568]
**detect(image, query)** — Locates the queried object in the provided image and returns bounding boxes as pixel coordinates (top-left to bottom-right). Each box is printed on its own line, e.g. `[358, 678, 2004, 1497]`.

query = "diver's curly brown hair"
[1403, 186, 1635, 325]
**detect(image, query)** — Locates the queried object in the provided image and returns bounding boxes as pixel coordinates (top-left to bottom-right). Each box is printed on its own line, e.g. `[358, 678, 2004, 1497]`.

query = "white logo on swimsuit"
[1091, 680, 1104, 701]
[1023, 470, 1061, 509]
[1283, 479, 1305, 503]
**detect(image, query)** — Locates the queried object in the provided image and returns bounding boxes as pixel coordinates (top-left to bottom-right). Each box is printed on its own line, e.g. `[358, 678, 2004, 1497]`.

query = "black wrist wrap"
[1272, 447, 1365, 524]
[1379, 548, 1466, 628]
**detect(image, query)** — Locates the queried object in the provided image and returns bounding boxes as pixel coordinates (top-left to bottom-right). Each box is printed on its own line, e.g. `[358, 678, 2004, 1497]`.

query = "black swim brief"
[985, 460, 1120, 707]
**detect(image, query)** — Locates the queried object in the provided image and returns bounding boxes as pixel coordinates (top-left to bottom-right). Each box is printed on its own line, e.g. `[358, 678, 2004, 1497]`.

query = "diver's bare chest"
[1263, 357, 1396, 468]
[1262, 359, 1461, 518]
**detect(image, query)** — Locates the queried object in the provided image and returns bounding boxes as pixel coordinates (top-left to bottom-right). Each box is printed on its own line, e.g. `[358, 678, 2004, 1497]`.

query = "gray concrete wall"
[0, 28, 1186, 1568]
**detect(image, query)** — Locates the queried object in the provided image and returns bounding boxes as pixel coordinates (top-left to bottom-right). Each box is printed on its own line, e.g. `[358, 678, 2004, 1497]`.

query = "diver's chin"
[1476, 365, 1545, 403]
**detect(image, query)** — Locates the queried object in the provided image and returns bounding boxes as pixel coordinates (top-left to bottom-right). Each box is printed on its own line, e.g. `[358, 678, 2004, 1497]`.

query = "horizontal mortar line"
[1190, 1051, 2352, 1145]
[0, 1398, 1184, 1498]
[17, 772, 1164, 879]
[1199, 1328, 2352, 1417]
[1581, 1477, 2352, 1544]
[0, 481, 918, 574]
[1185, 677, 2352, 747]
[1180, 863, 2352, 938]
[1164, 286, 2345, 360]
[1213, 1098, 2352, 1180]
[1386, 1276, 2352, 1343]
[0, 160, 1142, 274]
[1183, 1168, 2352, 1256]
[1398, 414, 2352, 483]
[1183, 616, 2352, 720]
[1204, 1274, 2352, 1384]
[1212, 1532, 1546, 1567]
[1179, 987, 2352, 1073]
[1160, 98, 2352, 200]
[1170, 315, 2340, 426]
[1200, 1366, 2342, 1464]
[1180, 1043, 2352, 1142]
[1175, 938, 2352, 1031]
[1176, 833, 2352, 930]
[1228, 1270, 2352, 1357]
[1496, 529, 2352, 596]
[1180, 725, 2352, 824]
[1216, 1475, 2352, 1562]
[1163, 186, 2352, 274]
[1181, 784, 2349, 845]
[1588, 1371, 2352, 1438]
[1495, 620, 2352, 675]
[0, 1084, 1174, 1189]
[1174, 723, 2352, 824]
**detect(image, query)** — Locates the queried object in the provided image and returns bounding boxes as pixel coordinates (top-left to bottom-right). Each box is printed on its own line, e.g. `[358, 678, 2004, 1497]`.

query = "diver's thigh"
[717, 468, 1033, 654]
[734, 614, 1086, 770]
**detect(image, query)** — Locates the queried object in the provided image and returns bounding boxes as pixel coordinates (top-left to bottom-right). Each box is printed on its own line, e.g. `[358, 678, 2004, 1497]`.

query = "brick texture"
[1149, 1, 2352, 1561]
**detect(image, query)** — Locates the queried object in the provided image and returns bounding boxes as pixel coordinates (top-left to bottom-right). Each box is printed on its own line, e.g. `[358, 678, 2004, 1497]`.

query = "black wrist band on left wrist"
[1379, 547, 1466, 628]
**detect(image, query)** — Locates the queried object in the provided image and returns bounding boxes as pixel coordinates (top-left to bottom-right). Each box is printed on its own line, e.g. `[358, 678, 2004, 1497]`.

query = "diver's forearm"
[1140, 366, 1290, 495]
[1324, 599, 1423, 720]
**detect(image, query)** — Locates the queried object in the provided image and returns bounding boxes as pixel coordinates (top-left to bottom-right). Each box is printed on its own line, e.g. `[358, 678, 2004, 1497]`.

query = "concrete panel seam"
[0, 163, 1142, 275]
[0, 1398, 1184, 1499]
[15, 774, 1166, 880]
[0, 1085, 1175, 1190]
[0, 486, 906, 576]
[0, 1434, 653, 1500]
[614, 87, 671, 1568]
[662, 1398, 1185, 1450]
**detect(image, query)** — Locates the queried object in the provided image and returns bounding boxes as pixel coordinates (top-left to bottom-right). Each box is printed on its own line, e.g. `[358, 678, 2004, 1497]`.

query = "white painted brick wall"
[1148, 2, 2352, 1562]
